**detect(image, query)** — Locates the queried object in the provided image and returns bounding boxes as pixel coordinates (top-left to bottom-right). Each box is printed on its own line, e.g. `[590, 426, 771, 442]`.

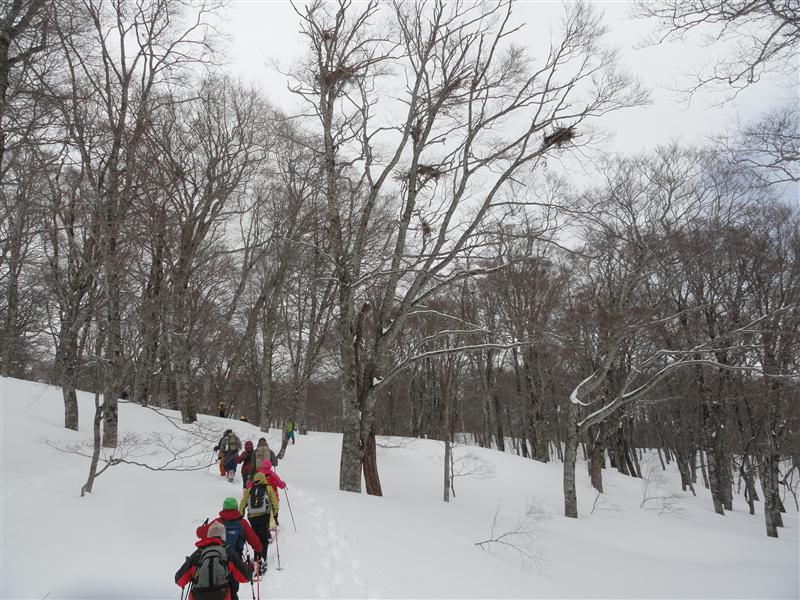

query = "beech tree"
[291, 0, 647, 494]
[146, 78, 270, 423]
[51, 0, 217, 445]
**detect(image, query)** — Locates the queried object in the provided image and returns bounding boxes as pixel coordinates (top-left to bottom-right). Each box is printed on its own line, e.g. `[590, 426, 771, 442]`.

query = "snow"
[1, 376, 798, 599]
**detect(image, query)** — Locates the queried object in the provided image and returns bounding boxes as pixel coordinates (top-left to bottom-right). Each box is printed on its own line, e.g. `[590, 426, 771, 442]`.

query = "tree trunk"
[259, 327, 275, 433]
[614, 429, 629, 476]
[563, 399, 579, 518]
[363, 426, 383, 496]
[523, 351, 548, 462]
[289, 379, 308, 435]
[443, 428, 451, 502]
[56, 328, 81, 431]
[101, 241, 122, 447]
[587, 424, 605, 494]
[760, 453, 780, 538]
[699, 449, 710, 489]
[81, 392, 103, 496]
[706, 445, 725, 515]
[0, 206, 25, 377]
[491, 380, 505, 453]
[741, 454, 758, 515]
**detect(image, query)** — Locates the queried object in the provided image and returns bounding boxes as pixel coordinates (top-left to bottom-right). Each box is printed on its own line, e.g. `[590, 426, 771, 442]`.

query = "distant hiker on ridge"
[285, 420, 295, 445]
[218, 402, 226, 418]
[175, 520, 252, 600]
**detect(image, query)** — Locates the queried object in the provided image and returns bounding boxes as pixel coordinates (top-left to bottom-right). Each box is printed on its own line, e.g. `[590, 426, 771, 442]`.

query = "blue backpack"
[223, 519, 245, 555]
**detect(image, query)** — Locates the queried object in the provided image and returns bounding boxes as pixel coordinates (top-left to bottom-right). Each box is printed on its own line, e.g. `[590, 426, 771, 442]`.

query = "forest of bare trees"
[1, 0, 797, 538]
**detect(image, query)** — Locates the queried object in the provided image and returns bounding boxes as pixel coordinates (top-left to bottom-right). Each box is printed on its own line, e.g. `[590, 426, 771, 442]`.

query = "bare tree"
[714, 104, 799, 186]
[147, 77, 270, 423]
[51, 0, 218, 445]
[0, 0, 50, 175]
[634, 0, 800, 98]
[475, 500, 550, 572]
[639, 457, 685, 516]
[561, 146, 737, 518]
[291, 0, 647, 494]
[41, 154, 100, 429]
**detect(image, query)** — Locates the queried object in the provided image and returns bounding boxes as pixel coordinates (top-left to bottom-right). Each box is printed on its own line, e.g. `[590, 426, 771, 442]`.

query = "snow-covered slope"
[1, 376, 797, 599]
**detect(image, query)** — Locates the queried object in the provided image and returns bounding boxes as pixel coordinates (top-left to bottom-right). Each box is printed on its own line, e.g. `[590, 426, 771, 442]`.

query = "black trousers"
[249, 513, 271, 561]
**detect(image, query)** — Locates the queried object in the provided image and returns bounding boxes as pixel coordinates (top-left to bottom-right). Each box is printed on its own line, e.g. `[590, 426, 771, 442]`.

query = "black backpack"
[191, 545, 229, 600]
[248, 482, 271, 518]
[224, 433, 241, 453]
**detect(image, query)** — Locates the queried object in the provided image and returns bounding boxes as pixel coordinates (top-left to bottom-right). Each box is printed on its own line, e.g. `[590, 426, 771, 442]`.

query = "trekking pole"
[256, 561, 261, 600]
[180, 580, 192, 600]
[246, 552, 256, 600]
[283, 488, 298, 532]
[275, 526, 282, 570]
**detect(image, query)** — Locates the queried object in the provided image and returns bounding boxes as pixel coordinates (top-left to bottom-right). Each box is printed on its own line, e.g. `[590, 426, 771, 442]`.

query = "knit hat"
[223, 497, 238, 511]
[261, 460, 273, 471]
[244, 440, 254, 451]
[253, 472, 267, 485]
[257, 437, 267, 446]
[208, 521, 226, 540]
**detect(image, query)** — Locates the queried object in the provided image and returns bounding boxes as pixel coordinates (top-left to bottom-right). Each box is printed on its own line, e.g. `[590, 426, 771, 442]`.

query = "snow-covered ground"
[1, 376, 797, 599]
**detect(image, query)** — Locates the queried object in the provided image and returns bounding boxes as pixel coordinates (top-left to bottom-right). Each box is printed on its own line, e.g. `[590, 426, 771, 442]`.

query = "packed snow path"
[1, 377, 798, 598]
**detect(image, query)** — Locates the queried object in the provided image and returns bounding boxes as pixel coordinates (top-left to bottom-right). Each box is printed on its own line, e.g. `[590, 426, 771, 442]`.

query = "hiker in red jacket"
[175, 520, 252, 600]
[196, 497, 263, 558]
[237, 440, 257, 488]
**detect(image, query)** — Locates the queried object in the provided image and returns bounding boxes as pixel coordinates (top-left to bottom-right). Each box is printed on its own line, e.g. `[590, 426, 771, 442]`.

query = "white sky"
[218, 1, 797, 158]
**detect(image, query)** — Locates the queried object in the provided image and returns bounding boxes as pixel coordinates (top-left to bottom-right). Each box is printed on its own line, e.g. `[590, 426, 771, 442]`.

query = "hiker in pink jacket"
[257, 459, 287, 525]
[258, 459, 287, 491]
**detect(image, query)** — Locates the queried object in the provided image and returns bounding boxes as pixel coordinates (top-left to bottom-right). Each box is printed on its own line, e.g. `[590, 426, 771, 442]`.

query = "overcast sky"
[218, 1, 797, 158]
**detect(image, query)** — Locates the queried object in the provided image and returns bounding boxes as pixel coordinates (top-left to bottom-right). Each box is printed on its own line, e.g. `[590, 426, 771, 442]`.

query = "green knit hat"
[223, 497, 238, 511]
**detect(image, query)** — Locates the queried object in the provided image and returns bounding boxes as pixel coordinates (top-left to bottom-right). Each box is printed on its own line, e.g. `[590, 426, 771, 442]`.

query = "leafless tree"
[475, 500, 550, 572]
[714, 104, 799, 186]
[291, 0, 647, 495]
[634, 0, 800, 98]
[40, 154, 101, 430]
[0, 0, 50, 175]
[639, 457, 686, 516]
[50, 0, 218, 445]
[146, 77, 270, 423]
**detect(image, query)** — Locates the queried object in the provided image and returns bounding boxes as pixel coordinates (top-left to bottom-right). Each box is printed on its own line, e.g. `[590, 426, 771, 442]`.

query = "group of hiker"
[175, 429, 290, 600]
[213, 430, 280, 486]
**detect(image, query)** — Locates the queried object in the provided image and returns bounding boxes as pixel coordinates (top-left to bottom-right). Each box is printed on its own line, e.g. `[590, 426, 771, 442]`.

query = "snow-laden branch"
[379, 340, 532, 389]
